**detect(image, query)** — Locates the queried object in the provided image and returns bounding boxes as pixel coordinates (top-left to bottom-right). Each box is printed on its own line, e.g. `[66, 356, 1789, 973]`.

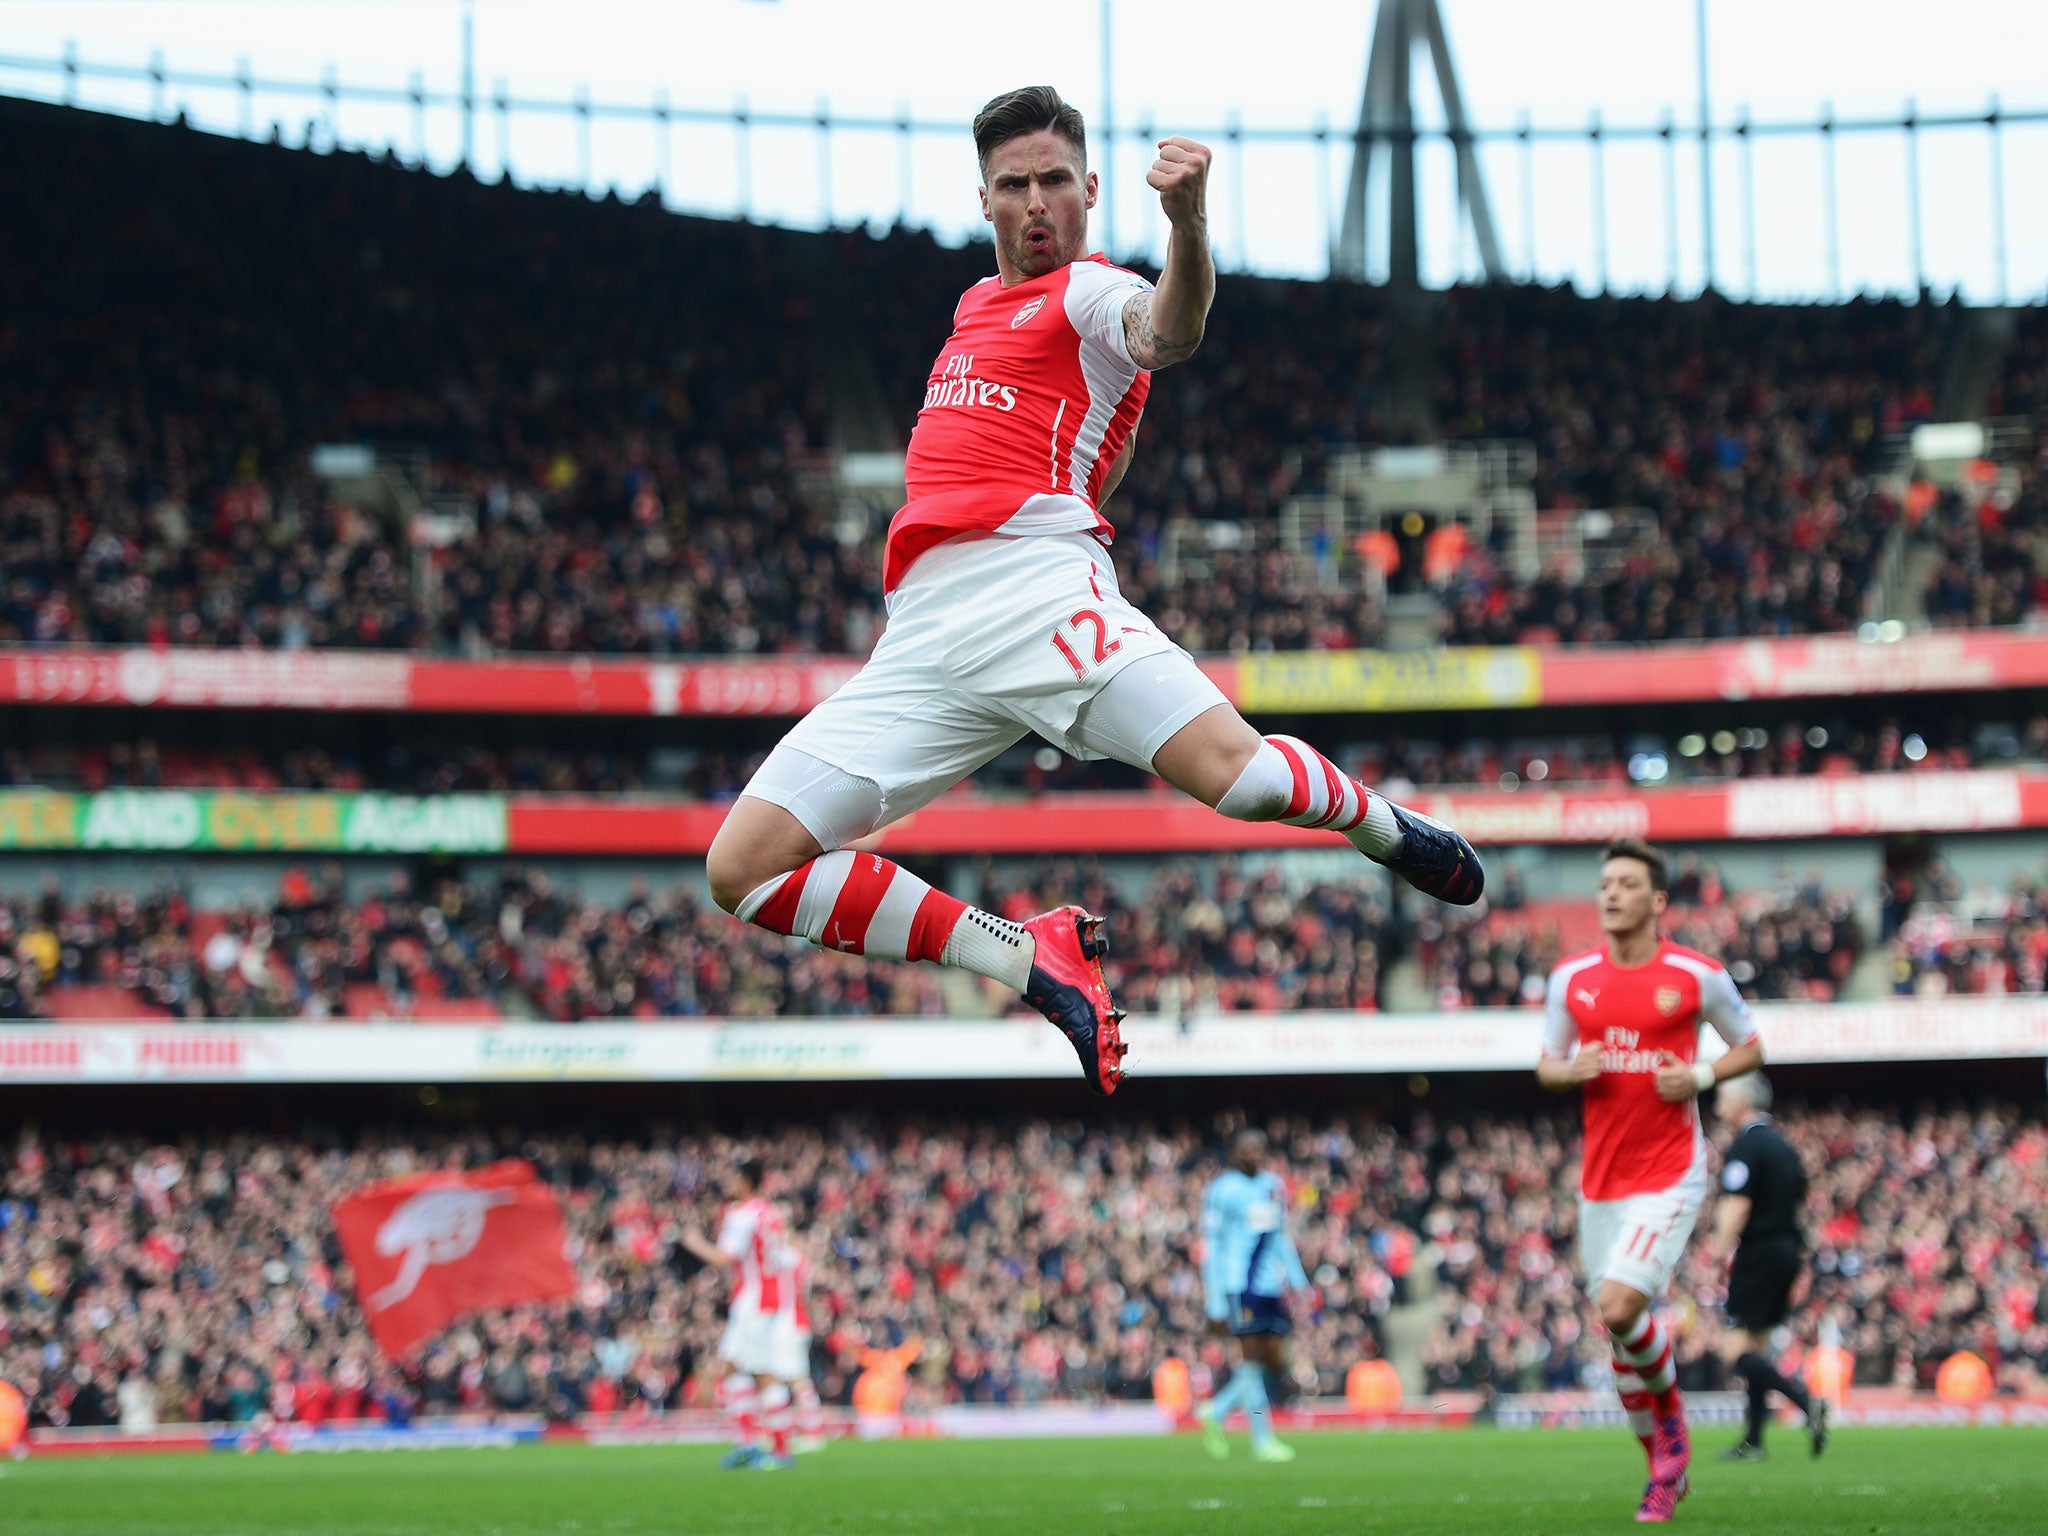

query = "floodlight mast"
[1334, 0, 1504, 290]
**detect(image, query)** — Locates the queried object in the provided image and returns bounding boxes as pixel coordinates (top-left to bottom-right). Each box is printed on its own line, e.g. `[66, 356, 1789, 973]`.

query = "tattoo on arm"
[1122, 293, 1200, 371]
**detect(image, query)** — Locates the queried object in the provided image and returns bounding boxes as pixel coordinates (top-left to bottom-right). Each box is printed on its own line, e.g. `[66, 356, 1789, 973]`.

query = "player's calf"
[1211, 735, 1483, 905]
[1614, 1373, 1658, 1470]
[736, 849, 1049, 990]
[734, 846, 1124, 1095]
[757, 1380, 793, 1460]
[1608, 1305, 1683, 1419]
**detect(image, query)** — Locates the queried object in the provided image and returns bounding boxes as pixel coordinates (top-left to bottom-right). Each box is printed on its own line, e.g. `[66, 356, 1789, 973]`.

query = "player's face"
[1597, 856, 1666, 939]
[980, 130, 1097, 281]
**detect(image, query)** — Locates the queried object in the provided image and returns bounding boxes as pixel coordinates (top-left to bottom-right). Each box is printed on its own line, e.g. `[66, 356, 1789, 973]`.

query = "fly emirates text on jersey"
[923, 352, 1019, 413]
[1596, 1026, 1670, 1076]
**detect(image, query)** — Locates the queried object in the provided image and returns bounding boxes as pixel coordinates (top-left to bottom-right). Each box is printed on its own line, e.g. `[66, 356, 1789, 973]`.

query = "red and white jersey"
[775, 1246, 812, 1332]
[885, 254, 1155, 592]
[716, 1196, 791, 1312]
[1542, 941, 1759, 1201]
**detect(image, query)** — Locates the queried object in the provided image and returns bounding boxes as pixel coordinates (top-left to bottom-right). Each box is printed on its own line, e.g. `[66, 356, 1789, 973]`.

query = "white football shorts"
[1578, 1156, 1709, 1299]
[744, 532, 1229, 850]
[718, 1300, 780, 1377]
[768, 1319, 813, 1383]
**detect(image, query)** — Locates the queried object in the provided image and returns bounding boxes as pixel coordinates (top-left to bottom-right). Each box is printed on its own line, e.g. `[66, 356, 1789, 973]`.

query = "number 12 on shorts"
[1050, 609, 1121, 679]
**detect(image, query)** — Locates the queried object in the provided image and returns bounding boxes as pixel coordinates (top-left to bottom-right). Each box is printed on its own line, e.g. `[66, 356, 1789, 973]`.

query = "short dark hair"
[733, 1156, 764, 1193]
[1601, 837, 1669, 892]
[972, 86, 1087, 179]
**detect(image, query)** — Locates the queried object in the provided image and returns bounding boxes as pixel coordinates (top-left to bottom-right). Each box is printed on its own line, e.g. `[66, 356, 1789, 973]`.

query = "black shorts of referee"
[1725, 1236, 1802, 1333]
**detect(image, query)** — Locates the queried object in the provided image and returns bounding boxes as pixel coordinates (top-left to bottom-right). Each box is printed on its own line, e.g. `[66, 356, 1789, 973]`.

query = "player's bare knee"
[707, 843, 804, 917]
[706, 796, 824, 914]
[1598, 1289, 1645, 1336]
[705, 851, 754, 916]
[1154, 709, 1265, 809]
[704, 832, 775, 916]
[704, 826, 752, 914]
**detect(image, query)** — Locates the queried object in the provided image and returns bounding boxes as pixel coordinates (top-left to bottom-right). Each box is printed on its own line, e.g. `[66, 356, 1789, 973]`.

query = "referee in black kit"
[1706, 1072, 1829, 1460]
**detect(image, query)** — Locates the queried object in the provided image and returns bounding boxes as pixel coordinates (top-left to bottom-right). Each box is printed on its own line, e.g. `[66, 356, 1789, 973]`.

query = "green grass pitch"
[8, 1426, 2047, 1534]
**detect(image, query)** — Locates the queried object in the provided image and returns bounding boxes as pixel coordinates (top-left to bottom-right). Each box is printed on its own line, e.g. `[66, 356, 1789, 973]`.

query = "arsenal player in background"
[681, 1158, 800, 1471]
[1538, 837, 1766, 1524]
[704, 85, 1481, 1102]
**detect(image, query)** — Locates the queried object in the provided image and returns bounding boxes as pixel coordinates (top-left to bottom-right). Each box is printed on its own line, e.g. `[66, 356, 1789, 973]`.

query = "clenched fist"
[1653, 1049, 1695, 1102]
[1147, 136, 1210, 229]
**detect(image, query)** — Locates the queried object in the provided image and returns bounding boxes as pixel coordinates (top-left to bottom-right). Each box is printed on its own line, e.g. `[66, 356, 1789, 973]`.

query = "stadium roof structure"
[1335, 0, 1505, 288]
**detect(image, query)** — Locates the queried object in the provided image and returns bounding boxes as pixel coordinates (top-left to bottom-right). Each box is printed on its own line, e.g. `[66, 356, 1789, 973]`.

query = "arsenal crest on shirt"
[1655, 986, 1683, 1016]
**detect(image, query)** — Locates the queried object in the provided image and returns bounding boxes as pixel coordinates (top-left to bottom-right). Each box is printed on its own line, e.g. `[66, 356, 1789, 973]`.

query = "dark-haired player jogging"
[1538, 838, 1765, 1523]
[705, 84, 1481, 1098]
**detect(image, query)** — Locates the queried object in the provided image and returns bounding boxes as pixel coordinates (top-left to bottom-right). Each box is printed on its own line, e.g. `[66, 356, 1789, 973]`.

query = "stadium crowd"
[4, 1100, 2042, 1431]
[0, 858, 1399, 1023]
[1925, 303, 2048, 631]
[1884, 862, 2048, 997]
[1423, 286, 1946, 646]
[1415, 1102, 2048, 1402]
[0, 866, 946, 1024]
[5, 852, 2047, 1022]
[0, 739, 652, 798]
[4, 102, 2012, 666]
[1415, 861, 1868, 1008]
[1, 99, 865, 660]
[8, 707, 2043, 800]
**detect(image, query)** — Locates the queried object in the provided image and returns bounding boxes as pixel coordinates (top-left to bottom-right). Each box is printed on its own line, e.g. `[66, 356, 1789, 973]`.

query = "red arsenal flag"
[330, 1160, 576, 1358]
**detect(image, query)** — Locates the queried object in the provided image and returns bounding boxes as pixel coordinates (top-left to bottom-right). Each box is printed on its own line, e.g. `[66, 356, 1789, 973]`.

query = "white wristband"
[1692, 1062, 1716, 1094]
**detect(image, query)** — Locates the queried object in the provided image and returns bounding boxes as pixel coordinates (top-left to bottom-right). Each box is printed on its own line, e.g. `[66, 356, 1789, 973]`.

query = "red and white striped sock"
[1214, 735, 1402, 856]
[794, 1376, 823, 1439]
[1612, 1364, 1657, 1465]
[758, 1381, 792, 1458]
[724, 1376, 761, 1449]
[737, 850, 1033, 991]
[1612, 1311, 1681, 1415]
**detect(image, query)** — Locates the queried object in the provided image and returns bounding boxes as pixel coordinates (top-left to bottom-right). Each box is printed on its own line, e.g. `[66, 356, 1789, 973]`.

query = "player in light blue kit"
[1195, 1127, 1309, 1462]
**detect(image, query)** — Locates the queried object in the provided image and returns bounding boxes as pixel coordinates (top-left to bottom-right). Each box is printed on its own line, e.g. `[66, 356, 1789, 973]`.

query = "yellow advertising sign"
[1235, 647, 1542, 713]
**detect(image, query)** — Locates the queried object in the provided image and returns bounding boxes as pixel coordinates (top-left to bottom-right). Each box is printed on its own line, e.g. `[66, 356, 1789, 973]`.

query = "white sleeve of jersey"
[1540, 967, 1578, 1059]
[1698, 964, 1759, 1046]
[1065, 261, 1155, 371]
[716, 1204, 755, 1259]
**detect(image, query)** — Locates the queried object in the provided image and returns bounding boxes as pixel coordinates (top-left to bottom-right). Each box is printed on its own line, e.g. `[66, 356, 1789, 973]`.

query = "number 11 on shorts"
[1050, 609, 1121, 679]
